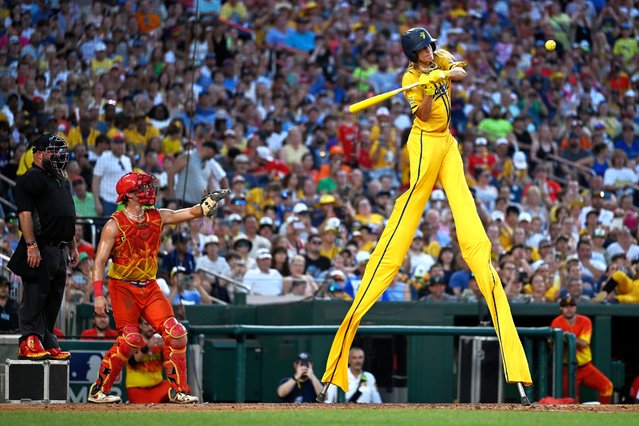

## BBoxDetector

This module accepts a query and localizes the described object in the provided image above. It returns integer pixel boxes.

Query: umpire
[8,133,78,361]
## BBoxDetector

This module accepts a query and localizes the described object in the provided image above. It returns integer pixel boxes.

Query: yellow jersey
[402,51,454,134]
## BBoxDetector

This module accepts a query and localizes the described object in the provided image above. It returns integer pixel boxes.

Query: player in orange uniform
[126,317,171,403]
[87,172,228,403]
[320,27,531,400]
[550,296,613,403]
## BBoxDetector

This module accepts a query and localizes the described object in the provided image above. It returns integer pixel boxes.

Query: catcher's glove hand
[200,188,231,217]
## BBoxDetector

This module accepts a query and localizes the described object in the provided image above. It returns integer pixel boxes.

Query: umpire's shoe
[18,335,50,360]
[88,383,121,404]
[168,388,198,404]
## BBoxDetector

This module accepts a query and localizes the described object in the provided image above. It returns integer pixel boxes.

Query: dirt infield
[2,403,639,413]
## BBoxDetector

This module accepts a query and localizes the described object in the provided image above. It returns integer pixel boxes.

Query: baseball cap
[78,252,90,263]
[228,213,243,223]
[593,227,606,238]
[355,251,371,264]
[559,296,577,307]
[496,137,509,146]
[330,270,347,281]
[203,235,219,246]
[518,212,532,223]
[324,217,340,232]
[414,229,424,239]
[296,352,311,364]
[9,35,19,45]
[234,154,250,164]
[293,203,309,214]
[256,248,272,260]
[538,239,552,249]
[513,151,528,170]
[256,146,274,162]
[490,210,505,222]
[232,175,246,184]
[376,106,390,116]
[475,137,488,146]
[319,194,336,205]
[170,266,187,278]
[259,216,274,227]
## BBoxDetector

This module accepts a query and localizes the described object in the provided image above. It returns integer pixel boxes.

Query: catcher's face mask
[133,173,157,206]
[44,135,70,171]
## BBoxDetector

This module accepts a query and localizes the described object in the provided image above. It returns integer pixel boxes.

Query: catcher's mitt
[200,188,231,217]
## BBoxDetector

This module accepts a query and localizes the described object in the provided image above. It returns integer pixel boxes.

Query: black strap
[347,375,364,403]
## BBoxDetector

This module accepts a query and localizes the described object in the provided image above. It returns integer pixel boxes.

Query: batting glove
[200,188,231,217]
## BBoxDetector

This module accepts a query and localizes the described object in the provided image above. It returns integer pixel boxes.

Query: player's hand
[27,246,41,268]
[200,188,231,217]
[68,248,79,268]
[429,70,450,84]
[94,295,108,315]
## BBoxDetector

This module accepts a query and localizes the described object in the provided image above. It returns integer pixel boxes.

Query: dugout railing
[187,324,576,403]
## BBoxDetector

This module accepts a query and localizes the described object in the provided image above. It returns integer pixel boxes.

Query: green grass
[3,409,638,426]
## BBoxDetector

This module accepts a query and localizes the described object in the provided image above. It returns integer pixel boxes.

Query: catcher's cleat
[200,188,231,217]
[46,347,71,360]
[18,335,50,360]
[168,389,198,404]
[88,383,121,404]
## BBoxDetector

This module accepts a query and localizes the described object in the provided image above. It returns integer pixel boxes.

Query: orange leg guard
[161,317,189,393]
[94,326,143,393]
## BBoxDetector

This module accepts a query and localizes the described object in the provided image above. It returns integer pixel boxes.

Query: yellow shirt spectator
[67,126,101,150]
[219,1,248,21]
[162,136,183,156]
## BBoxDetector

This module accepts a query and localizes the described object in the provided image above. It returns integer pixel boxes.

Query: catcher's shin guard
[94,326,143,393]
[162,317,189,393]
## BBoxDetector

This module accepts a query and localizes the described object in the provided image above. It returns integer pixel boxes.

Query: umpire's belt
[39,238,69,249]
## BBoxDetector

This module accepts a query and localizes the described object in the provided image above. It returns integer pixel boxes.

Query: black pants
[19,244,67,348]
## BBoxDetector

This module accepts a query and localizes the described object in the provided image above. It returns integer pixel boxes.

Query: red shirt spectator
[81,314,118,340]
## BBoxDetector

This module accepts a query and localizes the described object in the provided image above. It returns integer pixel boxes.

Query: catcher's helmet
[33,133,70,171]
[116,172,156,205]
[401,27,437,62]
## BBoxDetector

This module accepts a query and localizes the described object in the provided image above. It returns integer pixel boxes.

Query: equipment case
[4,359,69,403]
[457,336,504,403]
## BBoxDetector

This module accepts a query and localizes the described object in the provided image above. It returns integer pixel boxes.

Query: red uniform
[551,313,613,403]
[93,209,190,397]
[80,328,118,340]
[126,344,171,403]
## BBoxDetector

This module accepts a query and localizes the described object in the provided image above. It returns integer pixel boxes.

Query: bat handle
[316,383,330,403]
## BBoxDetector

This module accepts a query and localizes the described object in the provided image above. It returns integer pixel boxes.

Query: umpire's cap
[401,27,437,63]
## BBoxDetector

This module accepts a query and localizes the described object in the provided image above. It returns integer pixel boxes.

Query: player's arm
[92,219,118,315]
[159,205,204,226]
[160,189,229,225]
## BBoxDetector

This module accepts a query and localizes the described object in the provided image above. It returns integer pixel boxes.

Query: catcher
[320,27,532,400]
[88,171,228,403]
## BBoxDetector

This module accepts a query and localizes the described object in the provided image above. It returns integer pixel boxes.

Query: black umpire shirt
[14,165,76,242]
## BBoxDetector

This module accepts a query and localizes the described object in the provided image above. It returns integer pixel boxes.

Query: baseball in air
[545,40,556,51]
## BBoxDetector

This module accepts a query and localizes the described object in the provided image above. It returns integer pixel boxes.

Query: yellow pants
[322,130,532,391]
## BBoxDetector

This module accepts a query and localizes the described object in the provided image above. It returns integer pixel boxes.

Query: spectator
[163,232,196,275]
[71,176,97,218]
[304,233,331,279]
[282,255,317,297]
[276,352,323,403]
[0,276,19,333]
[92,135,132,217]
[324,347,382,403]
[164,266,212,306]
[80,313,118,340]
[550,296,613,403]
[243,248,283,296]
[421,275,457,303]
[125,317,171,404]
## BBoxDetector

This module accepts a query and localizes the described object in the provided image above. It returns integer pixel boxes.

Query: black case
[457,336,504,403]
[4,359,69,403]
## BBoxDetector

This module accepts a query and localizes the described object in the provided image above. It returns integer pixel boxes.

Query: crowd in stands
[1,0,639,332]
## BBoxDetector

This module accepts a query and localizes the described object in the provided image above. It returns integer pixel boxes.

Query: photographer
[165,266,212,305]
[276,352,323,403]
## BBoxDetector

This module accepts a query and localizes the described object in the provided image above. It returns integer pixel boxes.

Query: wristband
[27,243,38,250]
[93,280,104,297]
[26,240,37,247]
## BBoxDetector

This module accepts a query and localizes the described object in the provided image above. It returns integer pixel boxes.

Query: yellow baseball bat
[348,82,419,113]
